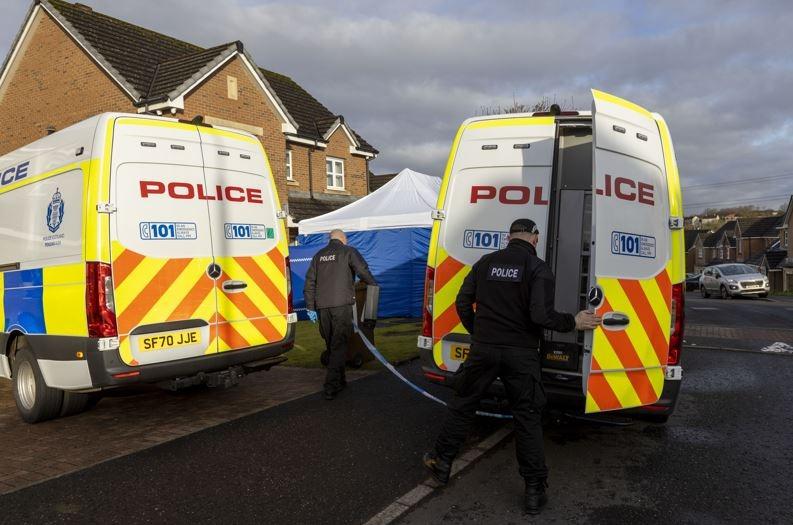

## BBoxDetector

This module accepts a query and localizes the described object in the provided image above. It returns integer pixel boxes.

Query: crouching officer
[423,218,601,515]
[304,229,378,400]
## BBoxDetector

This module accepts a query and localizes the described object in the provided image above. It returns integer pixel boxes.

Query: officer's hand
[307,310,318,323]
[575,310,602,330]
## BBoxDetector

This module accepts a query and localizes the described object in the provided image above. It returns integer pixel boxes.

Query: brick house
[0,0,377,236]
[685,229,708,273]
[701,220,737,265]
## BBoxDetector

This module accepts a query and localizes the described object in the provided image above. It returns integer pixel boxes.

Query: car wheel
[11,344,64,423]
[720,285,730,299]
[700,286,710,298]
[60,391,101,418]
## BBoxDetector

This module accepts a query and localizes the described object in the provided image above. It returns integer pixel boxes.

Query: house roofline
[0,1,38,95]
[39,0,141,100]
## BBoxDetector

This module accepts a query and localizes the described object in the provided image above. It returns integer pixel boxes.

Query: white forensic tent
[297,168,441,234]
[292,169,441,318]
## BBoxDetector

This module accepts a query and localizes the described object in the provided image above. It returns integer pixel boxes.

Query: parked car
[699,264,770,299]
[685,273,701,291]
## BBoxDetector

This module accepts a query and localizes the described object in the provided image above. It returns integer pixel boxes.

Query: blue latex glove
[307,310,318,323]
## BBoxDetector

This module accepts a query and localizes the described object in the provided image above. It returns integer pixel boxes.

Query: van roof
[0,112,258,167]
[461,111,593,127]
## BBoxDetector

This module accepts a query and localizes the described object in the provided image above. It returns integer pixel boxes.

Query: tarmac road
[0,361,498,525]
[400,347,793,524]
[685,292,793,330]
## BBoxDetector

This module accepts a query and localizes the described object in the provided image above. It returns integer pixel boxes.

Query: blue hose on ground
[352,321,513,420]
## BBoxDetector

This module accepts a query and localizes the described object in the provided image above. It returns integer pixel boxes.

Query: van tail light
[86,262,118,338]
[668,283,684,366]
[285,256,294,314]
[421,266,435,338]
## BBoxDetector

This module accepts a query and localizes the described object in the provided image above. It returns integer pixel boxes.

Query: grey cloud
[2,0,792,213]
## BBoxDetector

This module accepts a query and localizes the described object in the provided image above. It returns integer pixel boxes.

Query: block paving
[0,366,370,495]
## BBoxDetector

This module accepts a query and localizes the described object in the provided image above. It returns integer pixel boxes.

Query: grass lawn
[283,318,422,369]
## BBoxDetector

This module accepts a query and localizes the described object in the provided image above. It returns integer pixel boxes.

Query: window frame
[326,156,345,190]
[285,150,293,181]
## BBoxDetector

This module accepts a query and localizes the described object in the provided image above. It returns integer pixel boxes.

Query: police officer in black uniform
[304,229,378,400]
[423,218,601,515]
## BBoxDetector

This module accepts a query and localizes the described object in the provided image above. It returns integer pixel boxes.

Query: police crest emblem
[47,188,65,233]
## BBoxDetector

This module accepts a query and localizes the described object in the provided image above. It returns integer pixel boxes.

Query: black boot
[524,478,548,515]
[422,452,451,484]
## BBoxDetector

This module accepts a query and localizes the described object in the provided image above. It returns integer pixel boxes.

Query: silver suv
[699,264,770,299]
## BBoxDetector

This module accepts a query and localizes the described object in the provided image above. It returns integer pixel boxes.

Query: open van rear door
[585,90,672,413]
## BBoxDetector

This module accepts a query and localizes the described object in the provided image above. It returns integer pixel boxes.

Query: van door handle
[222,280,248,292]
[602,312,630,328]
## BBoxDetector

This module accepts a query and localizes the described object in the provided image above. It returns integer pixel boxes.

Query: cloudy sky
[2,0,792,214]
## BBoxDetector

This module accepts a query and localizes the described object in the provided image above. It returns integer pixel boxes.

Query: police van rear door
[432,116,556,372]
[110,118,218,367]
[197,127,289,353]
[586,90,672,413]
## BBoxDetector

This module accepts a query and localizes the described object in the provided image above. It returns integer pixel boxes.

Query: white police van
[419,90,686,420]
[0,113,295,423]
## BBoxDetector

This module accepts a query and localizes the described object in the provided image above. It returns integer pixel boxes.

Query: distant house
[734,215,784,261]
[685,229,708,273]
[0,0,378,231]
[702,220,737,265]
[368,172,399,192]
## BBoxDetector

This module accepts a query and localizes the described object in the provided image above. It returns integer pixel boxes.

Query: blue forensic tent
[294,169,440,318]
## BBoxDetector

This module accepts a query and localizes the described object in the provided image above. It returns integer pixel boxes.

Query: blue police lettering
[319,254,336,262]
[0,161,30,187]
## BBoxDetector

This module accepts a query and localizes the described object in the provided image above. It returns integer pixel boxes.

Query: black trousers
[434,342,548,480]
[318,305,353,392]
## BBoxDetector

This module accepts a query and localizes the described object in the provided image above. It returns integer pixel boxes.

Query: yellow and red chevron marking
[586,269,672,413]
[111,242,288,364]
[430,250,471,369]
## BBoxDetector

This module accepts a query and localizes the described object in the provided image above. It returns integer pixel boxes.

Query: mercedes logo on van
[588,286,604,308]
[206,263,222,280]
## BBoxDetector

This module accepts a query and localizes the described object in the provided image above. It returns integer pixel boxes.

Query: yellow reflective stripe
[137,258,209,326]
[0,272,3,332]
[42,263,87,336]
[436,124,466,210]
[433,269,466,324]
[113,256,168,316]
[218,257,281,315]
[602,369,642,408]
[655,115,686,285]
[466,116,555,130]
[115,117,196,132]
[591,326,635,371]
[585,394,601,413]
[592,89,653,119]
[640,278,671,344]
[200,126,260,145]
[86,119,114,262]
[0,160,86,196]
[599,279,661,368]
[119,338,133,364]
[432,340,444,368]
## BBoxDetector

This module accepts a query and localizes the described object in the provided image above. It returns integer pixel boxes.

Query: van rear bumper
[419,348,682,419]
[23,325,295,390]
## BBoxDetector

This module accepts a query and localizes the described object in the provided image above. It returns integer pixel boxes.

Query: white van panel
[113,163,215,259]
[204,167,280,257]
[440,122,556,264]
[0,168,83,266]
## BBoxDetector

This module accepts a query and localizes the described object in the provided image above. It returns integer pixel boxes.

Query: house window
[285,150,293,181]
[326,157,344,189]
[785,230,789,249]
[697,246,703,258]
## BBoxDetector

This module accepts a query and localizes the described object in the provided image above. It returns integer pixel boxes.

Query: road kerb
[362,425,514,525]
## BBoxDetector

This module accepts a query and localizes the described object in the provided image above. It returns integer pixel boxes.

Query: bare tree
[477,94,578,116]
